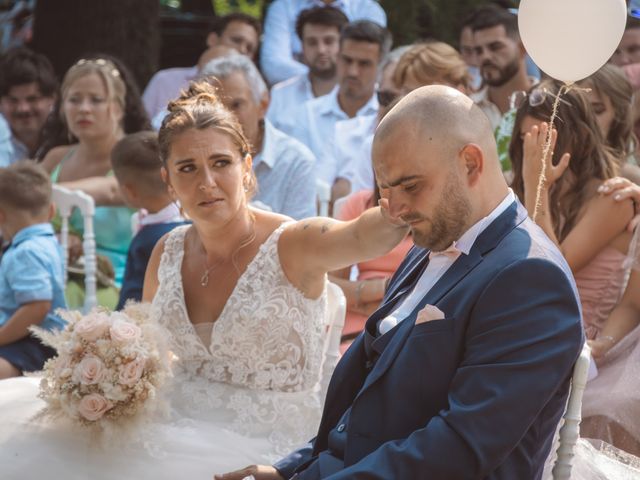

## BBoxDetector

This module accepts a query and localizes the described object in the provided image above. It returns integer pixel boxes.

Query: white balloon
[518,0,627,83]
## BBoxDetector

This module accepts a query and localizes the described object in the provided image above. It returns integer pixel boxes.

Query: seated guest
[289,20,390,186]
[0,161,65,379]
[111,131,187,310]
[610,16,640,67]
[511,80,634,318]
[579,64,640,184]
[579,176,640,456]
[260,0,387,85]
[332,45,410,201]
[510,82,638,454]
[202,54,317,219]
[0,47,58,167]
[334,42,471,202]
[267,6,348,134]
[143,13,260,119]
[470,5,535,131]
[39,55,150,301]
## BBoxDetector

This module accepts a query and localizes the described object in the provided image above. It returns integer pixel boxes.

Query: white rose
[74,313,110,341]
[73,355,105,385]
[118,358,146,386]
[77,393,112,421]
[110,320,142,344]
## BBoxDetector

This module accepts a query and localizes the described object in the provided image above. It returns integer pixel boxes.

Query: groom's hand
[214,464,284,480]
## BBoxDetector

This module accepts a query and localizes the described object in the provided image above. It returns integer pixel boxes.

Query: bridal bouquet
[31,304,170,429]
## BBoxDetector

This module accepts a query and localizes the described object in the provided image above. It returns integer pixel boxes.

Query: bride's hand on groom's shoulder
[214,464,284,480]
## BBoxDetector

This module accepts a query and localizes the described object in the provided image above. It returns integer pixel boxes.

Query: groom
[217,86,584,479]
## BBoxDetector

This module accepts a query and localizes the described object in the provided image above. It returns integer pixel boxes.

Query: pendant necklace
[199,228,257,287]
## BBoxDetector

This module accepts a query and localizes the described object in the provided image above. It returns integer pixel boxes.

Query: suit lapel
[364,247,430,334]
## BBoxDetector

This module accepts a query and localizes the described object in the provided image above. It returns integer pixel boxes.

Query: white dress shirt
[252,120,318,219]
[260,0,387,85]
[289,87,378,184]
[378,190,516,335]
[333,115,376,191]
[267,74,314,134]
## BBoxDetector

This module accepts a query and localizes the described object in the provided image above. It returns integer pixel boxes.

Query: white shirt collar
[436,189,515,256]
[137,202,184,229]
[318,86,379,118]
[253,120,278,170]
[306,0,348,9]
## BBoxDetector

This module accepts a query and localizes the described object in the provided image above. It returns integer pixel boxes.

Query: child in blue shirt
[111,132,187,310]
[0,161,66,378]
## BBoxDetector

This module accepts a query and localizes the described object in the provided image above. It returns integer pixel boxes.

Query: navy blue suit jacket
[275,201,584,479]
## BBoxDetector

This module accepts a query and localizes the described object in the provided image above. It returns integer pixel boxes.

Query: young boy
[0,161,66,379]
[111,131,187,310]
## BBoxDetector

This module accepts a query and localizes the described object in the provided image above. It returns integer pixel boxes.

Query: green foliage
[379,0,518,47]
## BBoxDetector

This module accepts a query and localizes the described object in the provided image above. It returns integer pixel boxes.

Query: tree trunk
[31,0,160,91]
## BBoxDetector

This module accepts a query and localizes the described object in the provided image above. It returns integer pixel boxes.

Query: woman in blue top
[39,55,150,291]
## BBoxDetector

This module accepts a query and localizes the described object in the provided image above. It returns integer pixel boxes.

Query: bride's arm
[141,234,169,302]
[279,201,408,297]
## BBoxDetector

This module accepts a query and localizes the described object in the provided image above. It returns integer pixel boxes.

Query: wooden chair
[51,185,98,313]
[552,342,592,479]
[316,179,331,217]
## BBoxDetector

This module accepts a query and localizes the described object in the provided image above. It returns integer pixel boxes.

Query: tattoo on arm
[321,223,331,234]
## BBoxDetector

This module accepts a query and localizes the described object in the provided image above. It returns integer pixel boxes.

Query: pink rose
[77,393,112,421]
[118,358,146,386]
[74,313,110,341]
[73,355,105,385]
[110,319,142,344]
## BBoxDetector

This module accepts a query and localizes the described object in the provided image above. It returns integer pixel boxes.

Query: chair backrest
[319,281,347,405]
[332,195,348,219]
[51,185,97,313]
[552,342,592,479]
[316,179,331,217]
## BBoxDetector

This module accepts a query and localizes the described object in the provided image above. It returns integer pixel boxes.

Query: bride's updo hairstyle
[158,80,257,198]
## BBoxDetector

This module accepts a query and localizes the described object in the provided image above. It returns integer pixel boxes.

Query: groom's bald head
[373,85,508,250]
[374,85,498,166]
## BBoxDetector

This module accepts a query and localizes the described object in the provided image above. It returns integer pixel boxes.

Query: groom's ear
[460,143,484,187]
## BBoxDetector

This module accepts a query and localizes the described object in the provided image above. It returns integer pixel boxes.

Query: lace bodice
[151,223,329,455]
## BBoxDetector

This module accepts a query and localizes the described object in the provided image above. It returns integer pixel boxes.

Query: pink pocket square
[415,305,445,325]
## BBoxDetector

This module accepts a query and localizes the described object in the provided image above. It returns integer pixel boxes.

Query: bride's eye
[178,164,195,173]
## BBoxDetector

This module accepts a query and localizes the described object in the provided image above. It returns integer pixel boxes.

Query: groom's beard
[407,172,471,252]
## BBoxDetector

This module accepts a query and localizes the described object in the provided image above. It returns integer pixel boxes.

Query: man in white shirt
[469,5,534,130]
[267,6,348,133]
[289,20,391,186]
[260,0,387,85]
[202,55,317,220]
[143,13,261,119]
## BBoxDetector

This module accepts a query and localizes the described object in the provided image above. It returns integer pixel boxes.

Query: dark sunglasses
[377,89,398,108]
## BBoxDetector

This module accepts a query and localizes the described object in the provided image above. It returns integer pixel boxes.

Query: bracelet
[600,335,616,345]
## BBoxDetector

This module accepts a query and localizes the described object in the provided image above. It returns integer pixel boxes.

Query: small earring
[243,184,249,193]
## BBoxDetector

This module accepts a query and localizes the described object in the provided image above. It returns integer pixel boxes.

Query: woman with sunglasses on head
[510,80,640,458]
[38,55,151,305]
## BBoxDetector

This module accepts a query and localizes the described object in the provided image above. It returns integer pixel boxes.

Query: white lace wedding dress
[0,223,332,479]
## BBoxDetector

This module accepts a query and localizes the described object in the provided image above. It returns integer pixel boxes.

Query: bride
[0,81,409,479]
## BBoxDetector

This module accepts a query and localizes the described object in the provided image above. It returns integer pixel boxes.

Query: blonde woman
[39,55,150,290]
